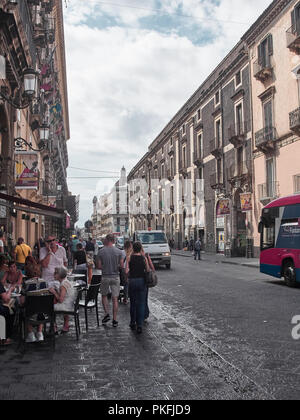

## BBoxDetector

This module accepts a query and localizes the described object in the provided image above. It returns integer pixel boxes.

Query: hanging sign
[217,199,230,217]
[15,152,39,190]
[240,193,252,212]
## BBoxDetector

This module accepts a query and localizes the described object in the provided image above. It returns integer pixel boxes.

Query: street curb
[221,260,259,269]
[172,252,259,269]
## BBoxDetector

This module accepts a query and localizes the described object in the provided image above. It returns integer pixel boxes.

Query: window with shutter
[294,175,300,193]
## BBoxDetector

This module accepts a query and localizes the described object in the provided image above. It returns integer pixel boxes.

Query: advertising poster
[217,199,230,217]
[240,193,252,212]
[15,152,39,190]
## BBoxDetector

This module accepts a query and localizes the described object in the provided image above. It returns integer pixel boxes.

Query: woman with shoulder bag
[141,247,155,322]
[125,242,150,334]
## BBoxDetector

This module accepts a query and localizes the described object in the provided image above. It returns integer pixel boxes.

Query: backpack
[195,240,201,251]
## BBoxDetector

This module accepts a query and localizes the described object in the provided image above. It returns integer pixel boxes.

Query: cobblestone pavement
[0,295,269,400]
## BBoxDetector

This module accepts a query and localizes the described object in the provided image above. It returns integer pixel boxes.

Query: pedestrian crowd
[0,231,157,346]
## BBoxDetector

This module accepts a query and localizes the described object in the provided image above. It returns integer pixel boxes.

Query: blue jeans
[129,277,147,327]
[194,250,201,260]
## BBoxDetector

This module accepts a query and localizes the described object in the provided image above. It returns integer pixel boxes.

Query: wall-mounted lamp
[0,68,39,109]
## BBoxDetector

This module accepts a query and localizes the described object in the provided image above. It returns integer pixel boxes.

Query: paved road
[0,256,299,400]
[151,256,300,400]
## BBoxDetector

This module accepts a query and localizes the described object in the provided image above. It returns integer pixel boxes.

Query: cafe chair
[20,295,55,351]
[54,289,82,340]
[0,315,6,341]
[79,283,101,332]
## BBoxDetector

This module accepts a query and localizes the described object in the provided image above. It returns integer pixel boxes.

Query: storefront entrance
[233,191,247,257]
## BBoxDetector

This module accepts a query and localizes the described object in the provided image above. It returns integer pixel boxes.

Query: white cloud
[64,0,273,225]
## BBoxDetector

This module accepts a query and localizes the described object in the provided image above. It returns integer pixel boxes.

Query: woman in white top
[49,266,76,334]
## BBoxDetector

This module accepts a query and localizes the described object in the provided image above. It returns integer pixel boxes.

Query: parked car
[133,230,171,269]
[116,237,125,250]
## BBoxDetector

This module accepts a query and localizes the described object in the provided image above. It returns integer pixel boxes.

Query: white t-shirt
[54,279,76,312]
[40,246,68,288]
[0,240,3,249]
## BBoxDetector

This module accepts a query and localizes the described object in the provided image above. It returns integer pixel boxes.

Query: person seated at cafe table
[22,257,47,344]
[49,266,76,334]
[0,255,8,284]
[0,281,15,345]
[2,262,23,288]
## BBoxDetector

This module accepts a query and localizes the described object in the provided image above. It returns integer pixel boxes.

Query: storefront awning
[0,192,65,219]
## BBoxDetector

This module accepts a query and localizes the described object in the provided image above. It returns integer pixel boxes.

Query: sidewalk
[172,250,260,269]
[0,295,266,400]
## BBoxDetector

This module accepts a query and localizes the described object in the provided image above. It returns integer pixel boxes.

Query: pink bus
[259,194,300,287]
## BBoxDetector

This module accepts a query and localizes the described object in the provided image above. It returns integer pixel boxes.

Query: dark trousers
[0,305,14,338]
[129,278,147,327]
[194,250,201,260]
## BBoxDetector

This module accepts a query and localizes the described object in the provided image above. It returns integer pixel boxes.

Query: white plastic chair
[0,315,6,340]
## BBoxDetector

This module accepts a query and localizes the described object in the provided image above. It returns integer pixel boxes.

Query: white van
[133,230,171,269]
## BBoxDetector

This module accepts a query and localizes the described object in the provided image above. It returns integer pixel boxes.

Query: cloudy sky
[63,0,273,226]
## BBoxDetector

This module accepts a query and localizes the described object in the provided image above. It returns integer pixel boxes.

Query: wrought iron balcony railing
[18,0,37,65]
[255,126,276,151]
[210,138,222,158]
[258,181,279,204]
[253,57,273,82]
[289,107,300,135]
[228,121,249,147]
[286,24,300,53]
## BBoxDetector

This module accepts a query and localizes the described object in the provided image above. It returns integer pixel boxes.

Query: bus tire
[283,261,297,288]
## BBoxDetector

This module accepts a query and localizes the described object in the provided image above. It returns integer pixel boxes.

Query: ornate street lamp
[0,68,39,109]
[14,122,50,152]
[39,123,50,142]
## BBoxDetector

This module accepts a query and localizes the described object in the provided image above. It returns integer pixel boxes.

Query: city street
[1,255,300,400]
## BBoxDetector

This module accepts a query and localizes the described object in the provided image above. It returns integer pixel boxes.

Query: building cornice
[242,0,292,46]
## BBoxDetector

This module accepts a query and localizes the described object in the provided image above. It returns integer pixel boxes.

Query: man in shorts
[97,234,123,327]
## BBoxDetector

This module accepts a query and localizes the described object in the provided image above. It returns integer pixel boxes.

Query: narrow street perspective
[1,0,300,405]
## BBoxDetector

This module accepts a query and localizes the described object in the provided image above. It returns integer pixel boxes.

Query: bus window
[261,222,275,250]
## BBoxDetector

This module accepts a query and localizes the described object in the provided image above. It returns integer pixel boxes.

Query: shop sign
[216,217,225,229]
[217,199,230,217]
[240,193,252,212]
[15,152,39,190]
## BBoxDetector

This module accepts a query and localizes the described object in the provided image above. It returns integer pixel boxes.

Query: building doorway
[233,190,247,257]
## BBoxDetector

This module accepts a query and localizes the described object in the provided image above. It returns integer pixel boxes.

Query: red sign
[217,199,230,217]
[240,193,252,212]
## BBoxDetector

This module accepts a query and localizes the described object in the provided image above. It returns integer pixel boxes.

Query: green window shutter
[267,34,273,56]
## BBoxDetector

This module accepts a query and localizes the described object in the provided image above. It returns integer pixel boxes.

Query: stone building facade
[0,0,73,250]
[128,0,300,257]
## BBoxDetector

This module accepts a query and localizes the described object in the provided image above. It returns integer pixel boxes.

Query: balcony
[289,107,300,135]
[179,162,188,177]
[18,0,37,65]
[255,126,277,152]
[258,182,279,206]
[210,138,222,158]
[194,119,203,132]
[286,24,300,54]
[228,121,249,148]
[167,169,174,181]
[253,58,273,83]
[227,161,251,188]
[193,151,204,168]
[210,172,224,191]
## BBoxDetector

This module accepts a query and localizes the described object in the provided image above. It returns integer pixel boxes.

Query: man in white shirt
[40,235,68,288]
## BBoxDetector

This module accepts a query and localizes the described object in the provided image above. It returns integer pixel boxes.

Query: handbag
[119,268,127,286]
[145,270,158,288]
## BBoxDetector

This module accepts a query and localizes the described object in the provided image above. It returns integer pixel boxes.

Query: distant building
[97,167,129,237]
